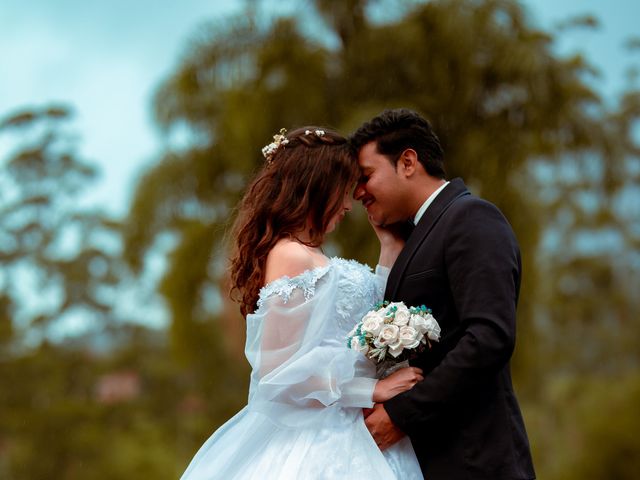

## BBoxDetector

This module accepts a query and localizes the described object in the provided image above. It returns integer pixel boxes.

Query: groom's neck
[407,177,447,218]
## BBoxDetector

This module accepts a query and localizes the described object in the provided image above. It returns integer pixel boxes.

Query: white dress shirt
[413,181,450,225]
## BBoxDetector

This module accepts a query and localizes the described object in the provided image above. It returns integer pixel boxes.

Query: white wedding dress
[180,257,423,479]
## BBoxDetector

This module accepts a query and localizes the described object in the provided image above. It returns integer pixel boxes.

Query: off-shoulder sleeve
[244,266,377,427]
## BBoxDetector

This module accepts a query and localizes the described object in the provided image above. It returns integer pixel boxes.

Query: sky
[1,0,639,218]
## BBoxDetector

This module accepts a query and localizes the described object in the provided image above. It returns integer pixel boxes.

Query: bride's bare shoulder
[264,239,321,285]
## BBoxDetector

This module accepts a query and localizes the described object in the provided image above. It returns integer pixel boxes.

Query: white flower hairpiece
[305,129,325,137]
[262,128,289,163]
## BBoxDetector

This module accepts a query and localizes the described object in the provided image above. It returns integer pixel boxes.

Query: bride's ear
[398,149,419,178]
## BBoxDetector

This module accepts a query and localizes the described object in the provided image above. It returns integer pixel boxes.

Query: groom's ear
[398,148,419,178]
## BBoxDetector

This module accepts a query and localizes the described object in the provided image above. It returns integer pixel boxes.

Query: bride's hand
[369,217,403,245]
[370,217,405,267]
[372,367,424,403]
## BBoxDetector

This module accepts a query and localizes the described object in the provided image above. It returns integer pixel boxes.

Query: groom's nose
[353,183,366,201]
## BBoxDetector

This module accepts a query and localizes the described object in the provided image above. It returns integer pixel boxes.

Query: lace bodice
[256,257,385,334]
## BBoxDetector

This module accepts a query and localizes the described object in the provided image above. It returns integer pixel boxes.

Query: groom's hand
[364,403,405,450]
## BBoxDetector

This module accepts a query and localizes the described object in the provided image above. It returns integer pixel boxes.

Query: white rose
[387,327,406,358]
[350,336,369,354]
[409,314,428,334]
[389,332,403,353]
[361,311,385,336]
[374,324,399,348]
[398,325,421,349]
[392,307,411,326]
[424,314,441,341]
[388,342,404,358]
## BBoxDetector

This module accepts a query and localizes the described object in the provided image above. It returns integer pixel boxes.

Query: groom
[351,109,535,480]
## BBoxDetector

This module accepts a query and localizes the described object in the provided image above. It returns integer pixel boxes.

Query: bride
[180,127,424,479]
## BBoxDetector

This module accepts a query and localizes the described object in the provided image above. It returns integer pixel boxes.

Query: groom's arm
[383,198,521,438]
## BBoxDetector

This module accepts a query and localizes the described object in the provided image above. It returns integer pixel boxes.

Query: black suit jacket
[384,179,535,480]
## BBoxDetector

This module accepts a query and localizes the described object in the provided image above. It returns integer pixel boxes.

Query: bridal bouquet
[347,301,440,375]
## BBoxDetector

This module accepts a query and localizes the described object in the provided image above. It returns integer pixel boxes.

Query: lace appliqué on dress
[331,258,377,328]
[256,265,331,309]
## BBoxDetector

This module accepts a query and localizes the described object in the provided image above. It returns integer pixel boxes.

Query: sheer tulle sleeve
[374,264,391,301]
[244,266,377,428]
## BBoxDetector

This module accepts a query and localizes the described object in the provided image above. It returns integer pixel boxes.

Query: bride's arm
[251,245,379,410]
[372,367,424,403]
[369,220,404,302]
[257,242,318,377]
[254,288,378,409]
[372,221,405,268]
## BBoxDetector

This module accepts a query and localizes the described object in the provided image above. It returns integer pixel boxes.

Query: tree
[0,107,187,479]
[0,106,122,349]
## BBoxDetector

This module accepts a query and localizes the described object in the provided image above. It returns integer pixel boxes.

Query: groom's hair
[349,108,445,179]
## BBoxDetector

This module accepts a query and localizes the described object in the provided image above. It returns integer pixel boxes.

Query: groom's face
[354,141,409,226]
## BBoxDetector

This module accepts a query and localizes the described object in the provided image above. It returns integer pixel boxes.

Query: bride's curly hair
[230,127,359,317]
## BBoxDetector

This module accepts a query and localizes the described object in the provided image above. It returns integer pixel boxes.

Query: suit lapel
[385,178,470,299]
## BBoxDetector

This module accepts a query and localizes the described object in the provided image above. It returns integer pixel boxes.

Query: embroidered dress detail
[332,258,376,329]
[257,264,331,309]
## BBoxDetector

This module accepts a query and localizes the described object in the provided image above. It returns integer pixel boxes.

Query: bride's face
[325,187,353,234]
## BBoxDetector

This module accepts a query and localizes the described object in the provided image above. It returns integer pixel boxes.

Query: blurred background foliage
[1,0,638,478]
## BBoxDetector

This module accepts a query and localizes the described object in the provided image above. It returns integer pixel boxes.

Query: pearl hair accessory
[305,129,325,136]
[262,128,326,164]
[262,128,289,163]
